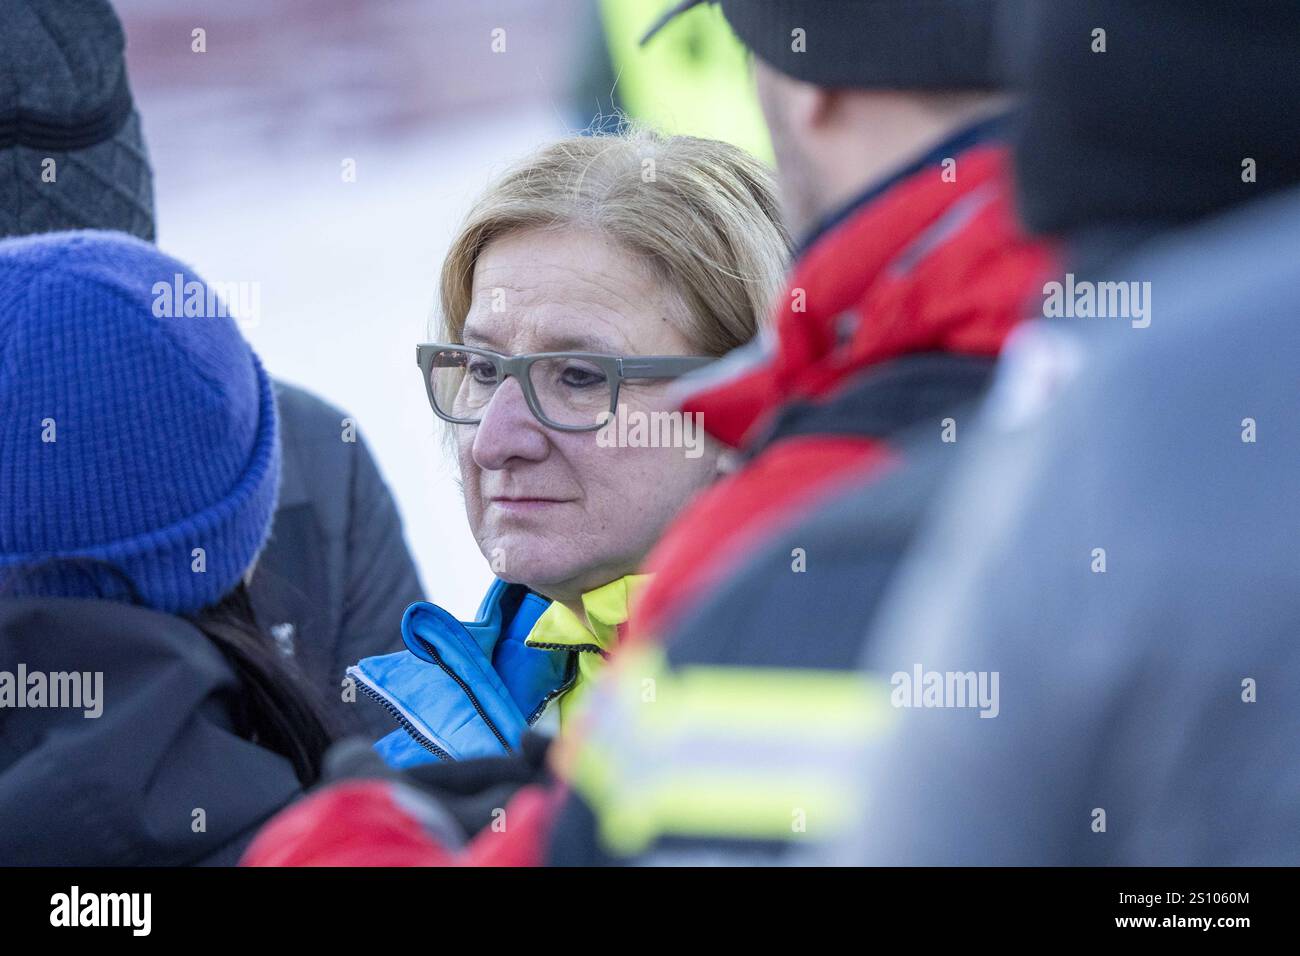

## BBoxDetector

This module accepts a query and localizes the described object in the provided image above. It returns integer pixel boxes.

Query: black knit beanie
[1009,0,1300,236]
[643,0,1008,90]
[0,0,155,241]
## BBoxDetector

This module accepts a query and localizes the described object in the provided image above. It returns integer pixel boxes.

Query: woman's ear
[801,84,838,132]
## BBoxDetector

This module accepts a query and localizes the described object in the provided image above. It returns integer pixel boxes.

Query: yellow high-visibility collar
[524,574,651,653]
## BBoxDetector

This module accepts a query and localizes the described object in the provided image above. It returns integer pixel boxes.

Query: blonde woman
[351,128,790,767]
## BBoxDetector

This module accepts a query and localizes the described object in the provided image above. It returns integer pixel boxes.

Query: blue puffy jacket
[348,580,574,767]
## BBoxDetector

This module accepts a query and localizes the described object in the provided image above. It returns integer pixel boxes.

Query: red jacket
[243,780,562,867]
[634,142,1053,641]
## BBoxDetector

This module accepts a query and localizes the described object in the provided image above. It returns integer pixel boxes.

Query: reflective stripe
[885,183,999,279]
[565,647,893,856]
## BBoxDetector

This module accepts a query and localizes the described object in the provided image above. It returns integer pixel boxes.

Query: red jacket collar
[682,143,1054,448]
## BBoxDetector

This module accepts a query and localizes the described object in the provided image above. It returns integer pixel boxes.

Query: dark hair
[1,559,337,787]
[186,582,337,787]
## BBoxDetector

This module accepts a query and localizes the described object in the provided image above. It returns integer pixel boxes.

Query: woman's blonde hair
[436,125,792,357]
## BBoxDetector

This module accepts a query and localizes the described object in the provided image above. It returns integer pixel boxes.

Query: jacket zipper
[354,680,453,761]
[526,651,581,725]
[526,642,610,659]
[412,635,515,756]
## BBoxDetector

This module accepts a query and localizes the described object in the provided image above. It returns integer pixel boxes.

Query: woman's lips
[489,496,571,512]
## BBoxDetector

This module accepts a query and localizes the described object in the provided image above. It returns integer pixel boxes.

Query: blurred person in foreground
[245,0,1057,866]
[0,0,423,736]
[835,0,1300,864]
[0,232,335,865]
[543,0,1056,864]
[242,128,791,864]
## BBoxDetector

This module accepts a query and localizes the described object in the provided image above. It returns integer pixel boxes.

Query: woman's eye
[467,360,498,384]
[560,364,606,389]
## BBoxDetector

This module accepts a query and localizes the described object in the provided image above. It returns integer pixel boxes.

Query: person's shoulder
[269,380,368,516]
[1000,185,1300,444]
[663,441,949,672]
[274,380,353,444]
[1113,184,1300,369]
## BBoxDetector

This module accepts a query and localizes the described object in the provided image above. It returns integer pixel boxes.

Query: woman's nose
[470,375,550,469]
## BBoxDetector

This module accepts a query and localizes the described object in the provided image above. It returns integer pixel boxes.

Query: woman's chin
[480,545,575,591]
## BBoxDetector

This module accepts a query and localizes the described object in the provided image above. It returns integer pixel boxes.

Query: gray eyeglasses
[417,343,715,432]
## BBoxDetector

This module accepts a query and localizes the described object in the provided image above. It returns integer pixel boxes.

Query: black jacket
[0,598,303,865]
[251,384,424,736]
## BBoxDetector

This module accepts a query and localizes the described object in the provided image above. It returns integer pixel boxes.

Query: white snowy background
[119,0,595,616]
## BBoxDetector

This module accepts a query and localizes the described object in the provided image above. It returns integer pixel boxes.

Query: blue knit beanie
[0,230,280,614]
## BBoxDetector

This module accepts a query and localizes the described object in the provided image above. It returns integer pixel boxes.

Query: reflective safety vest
[599,0,774,164]
[556,643,895,857]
